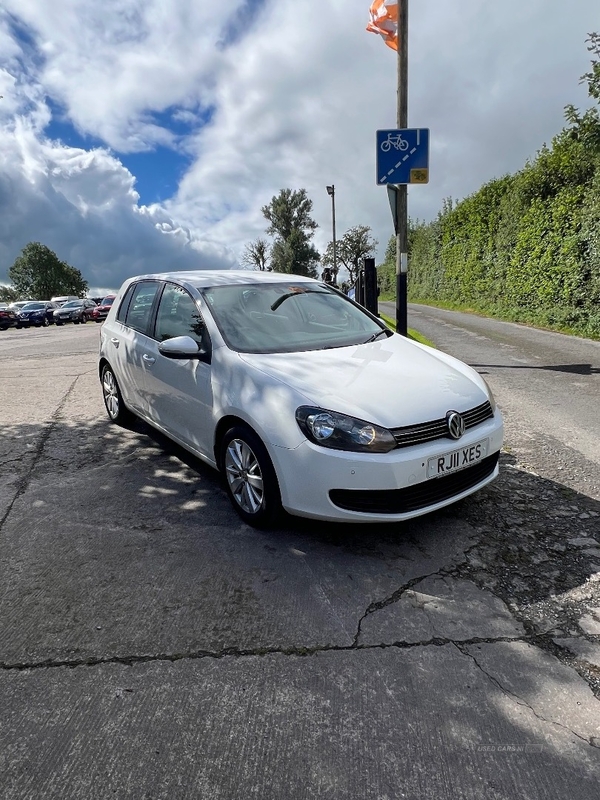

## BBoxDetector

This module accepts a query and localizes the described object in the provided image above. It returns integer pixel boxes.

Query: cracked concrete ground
[0,322,599,799]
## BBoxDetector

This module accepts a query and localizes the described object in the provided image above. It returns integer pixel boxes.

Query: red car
[92,295,116,323]
[0,305,19,330]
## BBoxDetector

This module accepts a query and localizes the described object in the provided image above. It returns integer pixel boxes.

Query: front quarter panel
[212,349,308,451]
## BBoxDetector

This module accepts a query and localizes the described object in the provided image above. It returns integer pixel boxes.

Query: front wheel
[221,425,282,528]
[42,317,49,327]
[101,364,133,425]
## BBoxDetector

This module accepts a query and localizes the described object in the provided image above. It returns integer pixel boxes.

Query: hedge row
[377,54,600,339]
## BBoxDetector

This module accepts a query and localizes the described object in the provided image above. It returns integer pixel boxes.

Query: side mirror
[158,335,211,363]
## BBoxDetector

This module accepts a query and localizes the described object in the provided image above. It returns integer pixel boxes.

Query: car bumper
[269,411,504,522]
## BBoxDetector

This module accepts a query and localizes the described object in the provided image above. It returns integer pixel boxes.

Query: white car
[99,271,503,527]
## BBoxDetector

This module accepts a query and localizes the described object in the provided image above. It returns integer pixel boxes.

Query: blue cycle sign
[376,128,430,185]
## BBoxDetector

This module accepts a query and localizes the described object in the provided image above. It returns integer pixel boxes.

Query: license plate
[427,438,489,478]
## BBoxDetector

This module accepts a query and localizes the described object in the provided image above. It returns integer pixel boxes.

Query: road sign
[376,128,430,185]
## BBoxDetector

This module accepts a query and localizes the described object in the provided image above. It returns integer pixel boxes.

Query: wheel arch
[214,414,252,471]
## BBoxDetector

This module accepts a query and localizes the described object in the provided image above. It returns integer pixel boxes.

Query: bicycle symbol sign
[380,133,409,152]
[376,128,430,185]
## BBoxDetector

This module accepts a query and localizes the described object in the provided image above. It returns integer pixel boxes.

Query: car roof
[123,270,319,289]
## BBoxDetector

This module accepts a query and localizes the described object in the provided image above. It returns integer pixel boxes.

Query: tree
[321,225,378,285]
[563,33,600,152]
[8,242,88,299]
[241,238,271,271]
[261,189,320,277]
[0,285,20,302]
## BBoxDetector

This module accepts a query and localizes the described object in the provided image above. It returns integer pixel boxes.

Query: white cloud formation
[0,0,597,291]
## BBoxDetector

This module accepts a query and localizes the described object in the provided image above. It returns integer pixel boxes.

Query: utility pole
[395,0,408,336]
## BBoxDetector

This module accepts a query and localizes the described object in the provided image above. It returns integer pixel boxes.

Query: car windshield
[61,301,82,308]
[102,296,115,306]
[21,302,45,310]
[200,282,387,354]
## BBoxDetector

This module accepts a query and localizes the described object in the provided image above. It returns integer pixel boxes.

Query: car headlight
[296,406,397,453]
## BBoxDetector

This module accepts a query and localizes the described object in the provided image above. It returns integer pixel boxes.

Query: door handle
[110,337,120,348]
[143,354,156,365]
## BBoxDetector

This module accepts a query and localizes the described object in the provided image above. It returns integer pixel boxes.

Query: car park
[16,301,59,328]
[53,299,97,325]
[92,294,116,322]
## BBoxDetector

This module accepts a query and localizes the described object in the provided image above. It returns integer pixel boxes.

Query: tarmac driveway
[0,321,599,799]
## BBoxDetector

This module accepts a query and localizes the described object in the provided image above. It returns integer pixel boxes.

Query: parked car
[50,295,80,307]
[0,305,19,330]
[99,271,504,528]
[92,294,116,322]
[8,300,35,314]
[16,301,59,328]
[53,299,97,325]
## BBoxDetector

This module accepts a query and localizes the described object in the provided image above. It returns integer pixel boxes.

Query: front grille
[329,452,499,514]
[390,401,493,448]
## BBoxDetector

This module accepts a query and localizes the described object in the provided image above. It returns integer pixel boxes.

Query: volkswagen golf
[99,271,503,528]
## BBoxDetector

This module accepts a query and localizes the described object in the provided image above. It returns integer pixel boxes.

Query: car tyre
[42,317,49,327]
[101,364,134,426]
[221,425,282,529]
[55,321,63,326]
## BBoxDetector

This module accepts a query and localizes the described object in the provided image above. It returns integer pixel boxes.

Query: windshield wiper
[363,329,390,344]
[270,289,329,312]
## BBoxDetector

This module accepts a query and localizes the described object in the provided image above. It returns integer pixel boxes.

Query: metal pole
[395,0,408,336]
[326,185,338,284]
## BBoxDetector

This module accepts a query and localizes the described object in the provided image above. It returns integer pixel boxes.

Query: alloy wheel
[102,368,120,419]
[224,438,264,514]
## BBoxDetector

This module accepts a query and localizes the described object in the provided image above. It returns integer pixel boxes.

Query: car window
[200,282,383,354]
[123,281,160,335]
[155,284,208,346]
[116,285,135,322]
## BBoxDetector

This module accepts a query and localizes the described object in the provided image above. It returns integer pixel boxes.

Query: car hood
[238,336,488,428]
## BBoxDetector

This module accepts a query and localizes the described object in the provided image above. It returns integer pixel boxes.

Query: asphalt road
[1,318,599,799]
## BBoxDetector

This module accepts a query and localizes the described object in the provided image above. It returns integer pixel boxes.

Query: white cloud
[0,0,597,291]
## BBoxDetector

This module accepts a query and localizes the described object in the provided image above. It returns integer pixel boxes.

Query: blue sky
[0,0,598,293]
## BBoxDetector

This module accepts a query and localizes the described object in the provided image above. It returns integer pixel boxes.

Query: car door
[141,283,215,460]
[106,280,161,417]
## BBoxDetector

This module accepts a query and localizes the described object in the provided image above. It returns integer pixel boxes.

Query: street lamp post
[326,185,337,284]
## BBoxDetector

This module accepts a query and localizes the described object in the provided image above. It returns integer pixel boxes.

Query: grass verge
[379,313,434,347]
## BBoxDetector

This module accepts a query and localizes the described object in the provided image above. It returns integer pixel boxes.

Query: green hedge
[377,116,600,338]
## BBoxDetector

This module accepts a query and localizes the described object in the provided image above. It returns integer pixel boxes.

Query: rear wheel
[221,425,282,528]
[101,364,133,425]
[42,317,49,327]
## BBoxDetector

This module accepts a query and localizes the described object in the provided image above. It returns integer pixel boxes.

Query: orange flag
[366,0,398,51]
